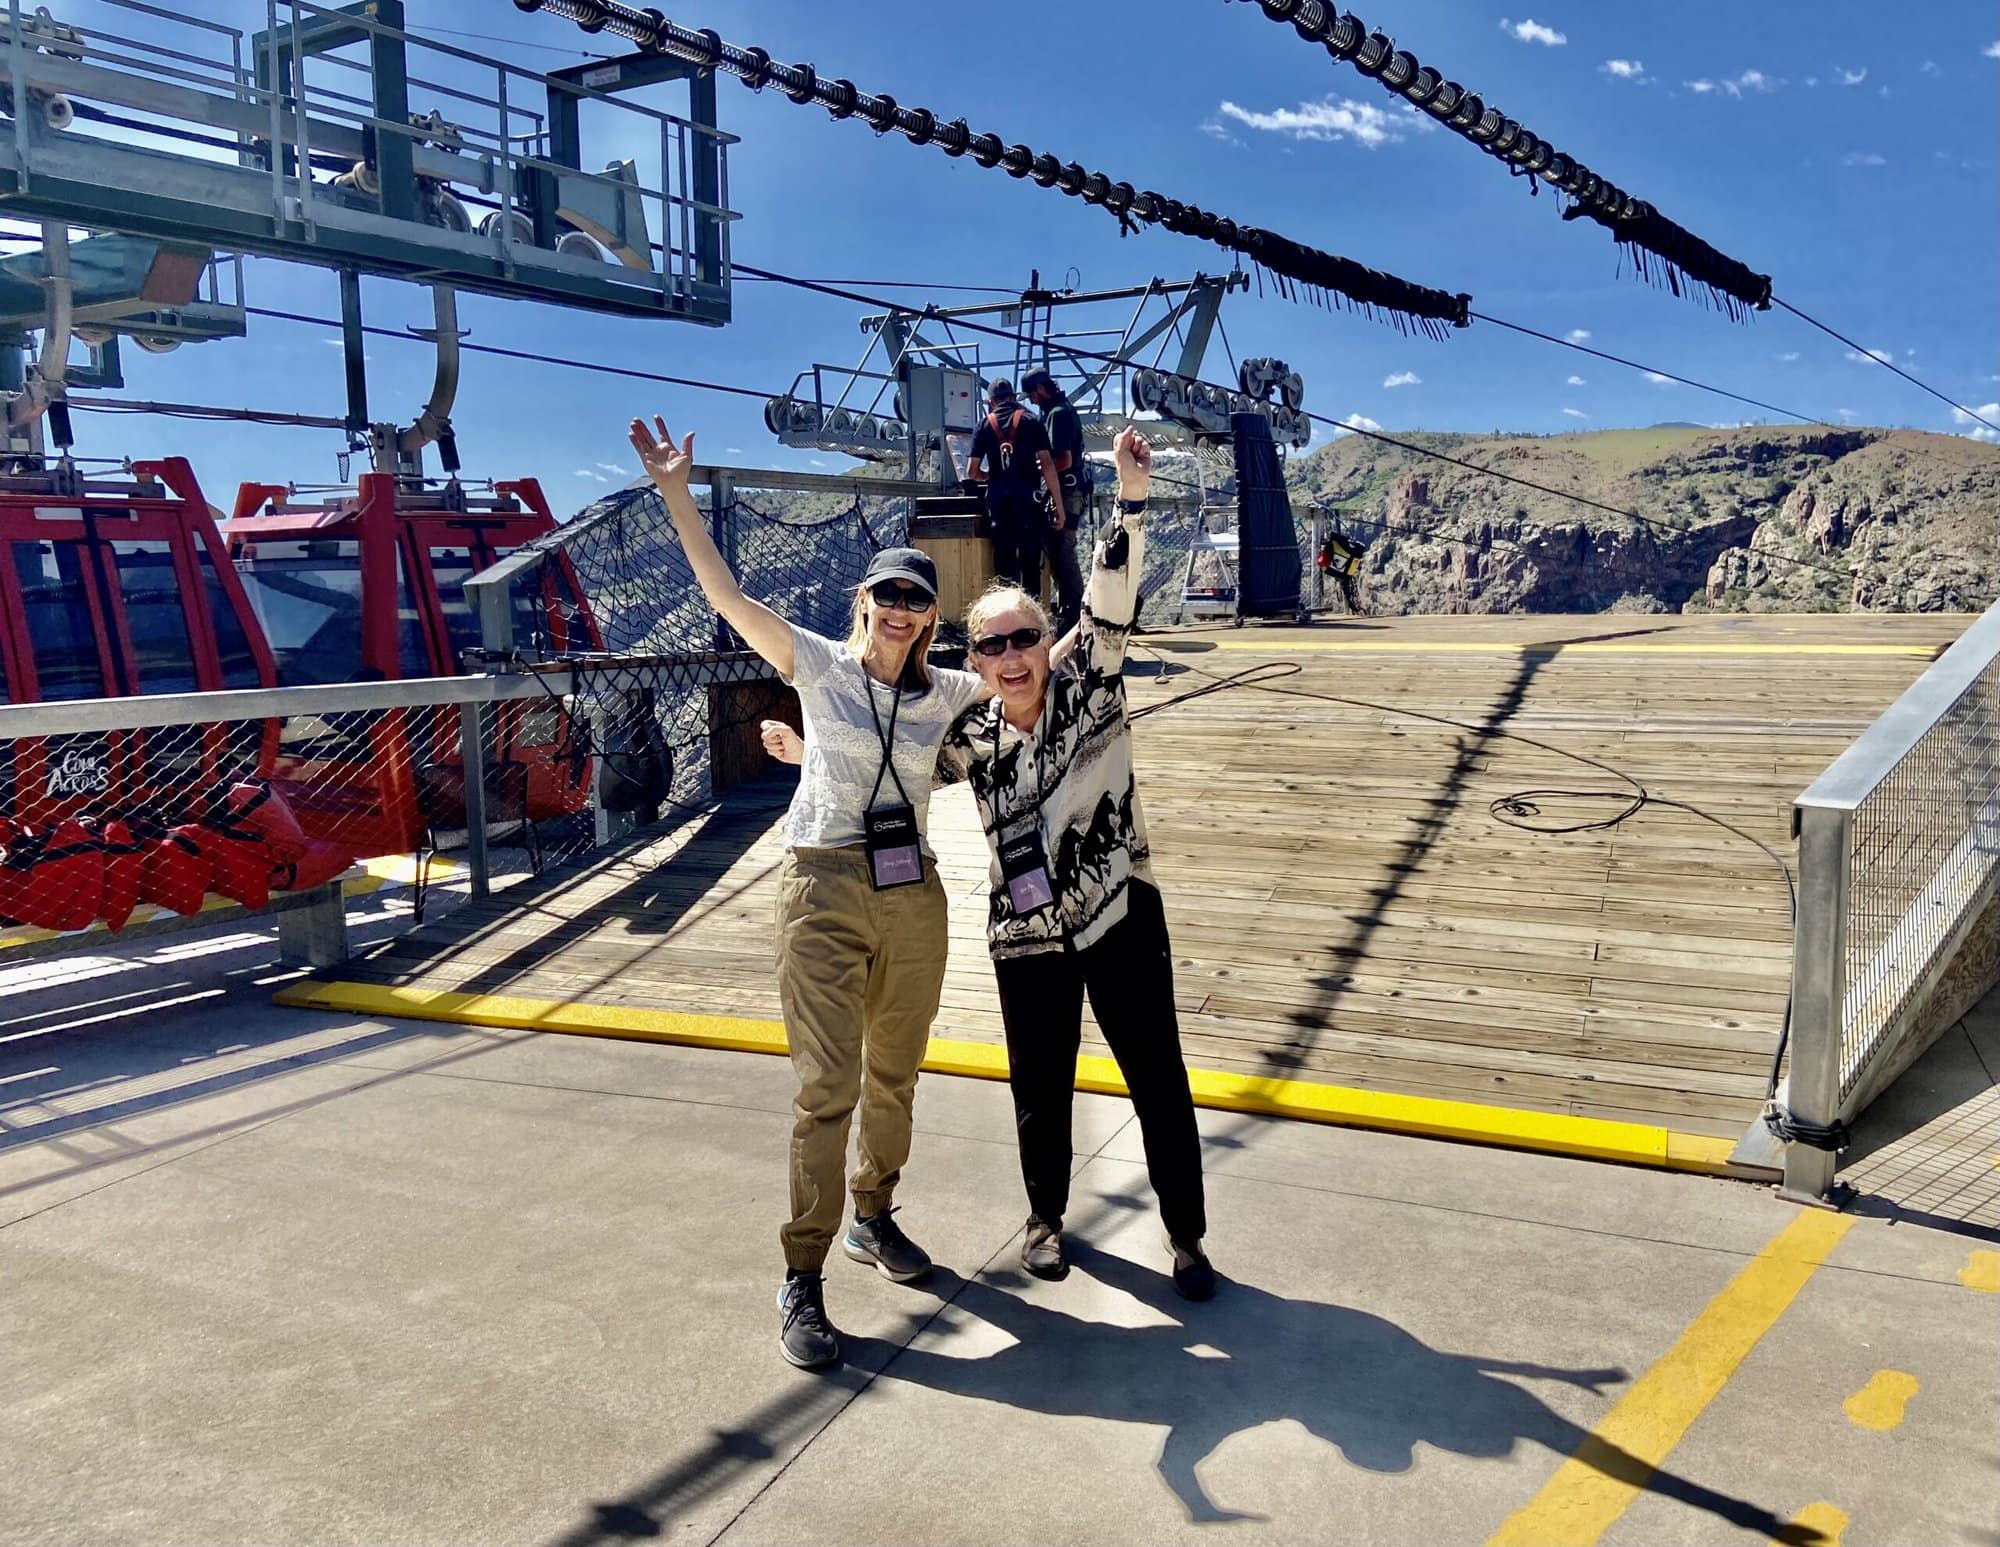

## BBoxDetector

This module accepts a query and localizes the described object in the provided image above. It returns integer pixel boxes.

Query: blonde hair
[964,581,1051,641]
[846,583,937,688]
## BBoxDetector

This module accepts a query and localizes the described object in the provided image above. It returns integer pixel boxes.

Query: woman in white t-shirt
[630,417,989,1373]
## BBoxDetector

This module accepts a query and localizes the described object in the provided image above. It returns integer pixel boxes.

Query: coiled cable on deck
[1127,646,1803,1108]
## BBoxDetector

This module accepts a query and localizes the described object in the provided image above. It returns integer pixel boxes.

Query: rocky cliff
[1281,424,2000,614]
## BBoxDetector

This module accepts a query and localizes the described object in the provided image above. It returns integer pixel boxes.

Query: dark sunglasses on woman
[870,580,936,612]
[971,626,1046,658]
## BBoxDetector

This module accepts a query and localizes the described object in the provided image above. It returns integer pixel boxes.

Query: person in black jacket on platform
[967,378,1066,595]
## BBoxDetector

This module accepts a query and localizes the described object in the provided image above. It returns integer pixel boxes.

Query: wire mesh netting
[0,696,578,936]
[485,481,911,867]
[1838,655,2000,1104]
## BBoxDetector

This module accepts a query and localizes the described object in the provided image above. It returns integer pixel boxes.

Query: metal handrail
[0,654,768,736]
[1780,600,2000,1199]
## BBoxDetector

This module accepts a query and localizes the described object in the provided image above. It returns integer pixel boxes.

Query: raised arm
[629,416,794,678]
[1077,427,1152,676]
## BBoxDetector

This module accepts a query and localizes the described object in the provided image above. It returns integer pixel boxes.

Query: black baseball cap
[986,378,1016,403]
[862,546,939,598]
[1021,368,1057,396]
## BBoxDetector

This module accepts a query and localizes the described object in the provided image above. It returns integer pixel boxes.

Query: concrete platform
[3,921,1996,1546]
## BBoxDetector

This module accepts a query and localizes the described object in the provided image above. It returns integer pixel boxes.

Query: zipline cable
[1224,0,1771,317]
[733,261,1855,582]
[509,0,1472,335]
[1775,298,2000,437]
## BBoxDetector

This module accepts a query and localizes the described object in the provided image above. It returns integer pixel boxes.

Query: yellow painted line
[1841,1370,1918,1432]
[1958,1249,2000,1294]
[1772,1503,1847,1547]
[1486,1208,1855,1547]
[1205,640,1941,658]
[270,980,1751,1178]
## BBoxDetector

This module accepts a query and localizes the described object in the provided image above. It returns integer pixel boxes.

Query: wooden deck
[320,612,1970,1142]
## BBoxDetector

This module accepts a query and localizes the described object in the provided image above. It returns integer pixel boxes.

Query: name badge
[999,827,1055,916]
[864,802,924,891]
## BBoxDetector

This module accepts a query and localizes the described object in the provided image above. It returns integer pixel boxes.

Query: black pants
[988,497,1043,596]
[1047,497,1086,638]
[991,881,1207,1245]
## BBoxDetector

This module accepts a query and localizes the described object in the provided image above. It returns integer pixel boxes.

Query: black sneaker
[1169,1237,1217,1302]
[1021,1218,1068,1281]
[841,1207,933,1283]
[776,1272,840,1369]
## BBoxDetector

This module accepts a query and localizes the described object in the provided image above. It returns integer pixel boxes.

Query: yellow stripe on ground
[1204,640,1941,658]
[1773,1504,1848,1547]
[270,980,1749,1178]
[1957,1249,1999,1293]
[1485,1207,1854,1547]
[1842,1370,1918,1431]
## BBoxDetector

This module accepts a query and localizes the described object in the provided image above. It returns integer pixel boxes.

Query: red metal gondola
[226,472,598,857]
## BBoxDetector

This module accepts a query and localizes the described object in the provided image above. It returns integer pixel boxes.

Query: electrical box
[905,365,981,437]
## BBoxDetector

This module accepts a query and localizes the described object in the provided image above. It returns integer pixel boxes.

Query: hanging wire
[509,0,1472,332]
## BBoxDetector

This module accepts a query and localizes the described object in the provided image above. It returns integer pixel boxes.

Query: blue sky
[45,0,2000,508]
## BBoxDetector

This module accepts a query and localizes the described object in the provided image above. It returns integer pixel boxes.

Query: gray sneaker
[841,1207,933,1283]
[776,1273,840,1370]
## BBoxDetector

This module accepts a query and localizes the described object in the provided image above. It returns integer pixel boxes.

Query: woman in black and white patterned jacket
[771,428,1213,1299]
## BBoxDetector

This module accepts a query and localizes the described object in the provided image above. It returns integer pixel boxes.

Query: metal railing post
[1781,801,1850,1201]
[457,700,490,898]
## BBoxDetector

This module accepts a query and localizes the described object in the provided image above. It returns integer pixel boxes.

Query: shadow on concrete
[1840,1011,2000,1241]
[843,1243,1827,1542]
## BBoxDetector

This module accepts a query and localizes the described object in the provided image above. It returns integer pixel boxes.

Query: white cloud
[1836,67,1867,86]
[1383,371,1422,388]
[1217,95,1433,149]
[1601,58,1646,80]
[1777,352,1800,362]
[1804,76,1819,88]
[1566,328,1591,343]
[1330,412,1382,438]
[574,468,608,482]
[1562,408,1589,419]
[1952,403,2000,443]
[1685,69,1782,98]
[1566,374,1587,385]
[1986,41,2000,59]
[1836,408,1857,423]
[1198,119,1244,146]
[1920,59,1940,75]
[596,461,630,476]
[1845,347,1893,364]
[1501,18,1566,46]
[725,446,744,453]
[1644,372,1673,385]
[1841,152,1887,167]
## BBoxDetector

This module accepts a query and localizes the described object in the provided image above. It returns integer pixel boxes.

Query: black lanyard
[864,666,915,810]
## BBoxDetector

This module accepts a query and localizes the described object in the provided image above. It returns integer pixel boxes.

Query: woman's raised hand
[1112,426,1152,499]
[761,719,804,765]
[628,415,696,497]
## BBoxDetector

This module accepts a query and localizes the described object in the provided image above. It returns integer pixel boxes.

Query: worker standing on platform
[770,429,1214,1300]
[1023,367,1088,639]
[629,414,994,1374]
[967,378,1065,598]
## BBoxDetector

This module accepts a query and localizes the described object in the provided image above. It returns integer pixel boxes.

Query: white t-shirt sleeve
[937,666,992,721]
[784,624,842,690]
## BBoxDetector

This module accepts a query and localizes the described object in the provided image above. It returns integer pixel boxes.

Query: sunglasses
[869,581,935,612]
[971,627,1046,658]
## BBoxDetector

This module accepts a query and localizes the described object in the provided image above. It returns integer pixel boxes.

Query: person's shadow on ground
[848,1240,1827,1541]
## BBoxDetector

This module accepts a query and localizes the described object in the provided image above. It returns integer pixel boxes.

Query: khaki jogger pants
[775,845,949,1271]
